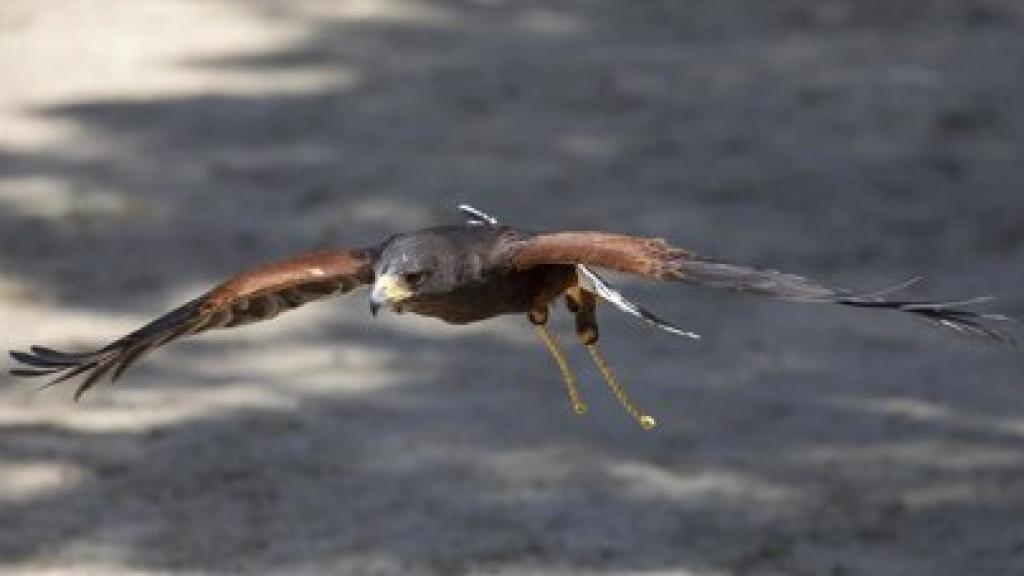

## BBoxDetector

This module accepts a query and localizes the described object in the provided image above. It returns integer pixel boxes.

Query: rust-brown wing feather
[505,231,1014,343]
[10,247,378,399]
[507,232,697,282]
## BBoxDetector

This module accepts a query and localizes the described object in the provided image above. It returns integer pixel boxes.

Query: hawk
[9,205,1012,429]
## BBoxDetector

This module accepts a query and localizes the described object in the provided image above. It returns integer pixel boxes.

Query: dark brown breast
[401,264,576,324]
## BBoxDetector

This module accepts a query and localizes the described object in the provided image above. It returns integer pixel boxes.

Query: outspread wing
[10,247,378,399]
[457,206,703,340]
[506,231,1014,344]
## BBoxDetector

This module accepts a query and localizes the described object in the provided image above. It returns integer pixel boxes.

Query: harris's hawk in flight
[9,205,1013,428]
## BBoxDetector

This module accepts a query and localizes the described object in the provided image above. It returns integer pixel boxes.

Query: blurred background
[1,1,1023,574]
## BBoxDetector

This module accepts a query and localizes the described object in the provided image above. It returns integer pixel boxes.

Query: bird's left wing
[504,231,1014,343]
[10,247,377,399]
[458,204,700,339]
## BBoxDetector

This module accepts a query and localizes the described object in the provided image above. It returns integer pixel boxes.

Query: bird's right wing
[10,247,378,399]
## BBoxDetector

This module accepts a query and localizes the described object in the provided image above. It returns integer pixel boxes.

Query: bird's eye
[402,271,427,286]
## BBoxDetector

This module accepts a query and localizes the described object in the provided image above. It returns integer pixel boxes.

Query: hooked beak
[369,273,413,317]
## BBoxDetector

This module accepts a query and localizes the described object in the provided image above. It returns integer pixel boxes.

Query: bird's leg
[566,288,658,430]
[528,307,588,416]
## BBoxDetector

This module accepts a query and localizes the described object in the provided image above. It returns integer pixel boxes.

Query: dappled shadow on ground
[2,0,1023,574]
[3,324,1024,575]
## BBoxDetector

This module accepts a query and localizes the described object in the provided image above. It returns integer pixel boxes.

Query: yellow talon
[586,343,657,431]
[535,320,655,429]
[535,323,587,417]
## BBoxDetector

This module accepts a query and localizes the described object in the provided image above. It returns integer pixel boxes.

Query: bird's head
[370,233,453,316]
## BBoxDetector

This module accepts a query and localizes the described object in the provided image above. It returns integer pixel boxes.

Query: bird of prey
[9,205,1013,429]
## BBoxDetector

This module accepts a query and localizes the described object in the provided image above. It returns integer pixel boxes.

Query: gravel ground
[1,1,1023,574]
